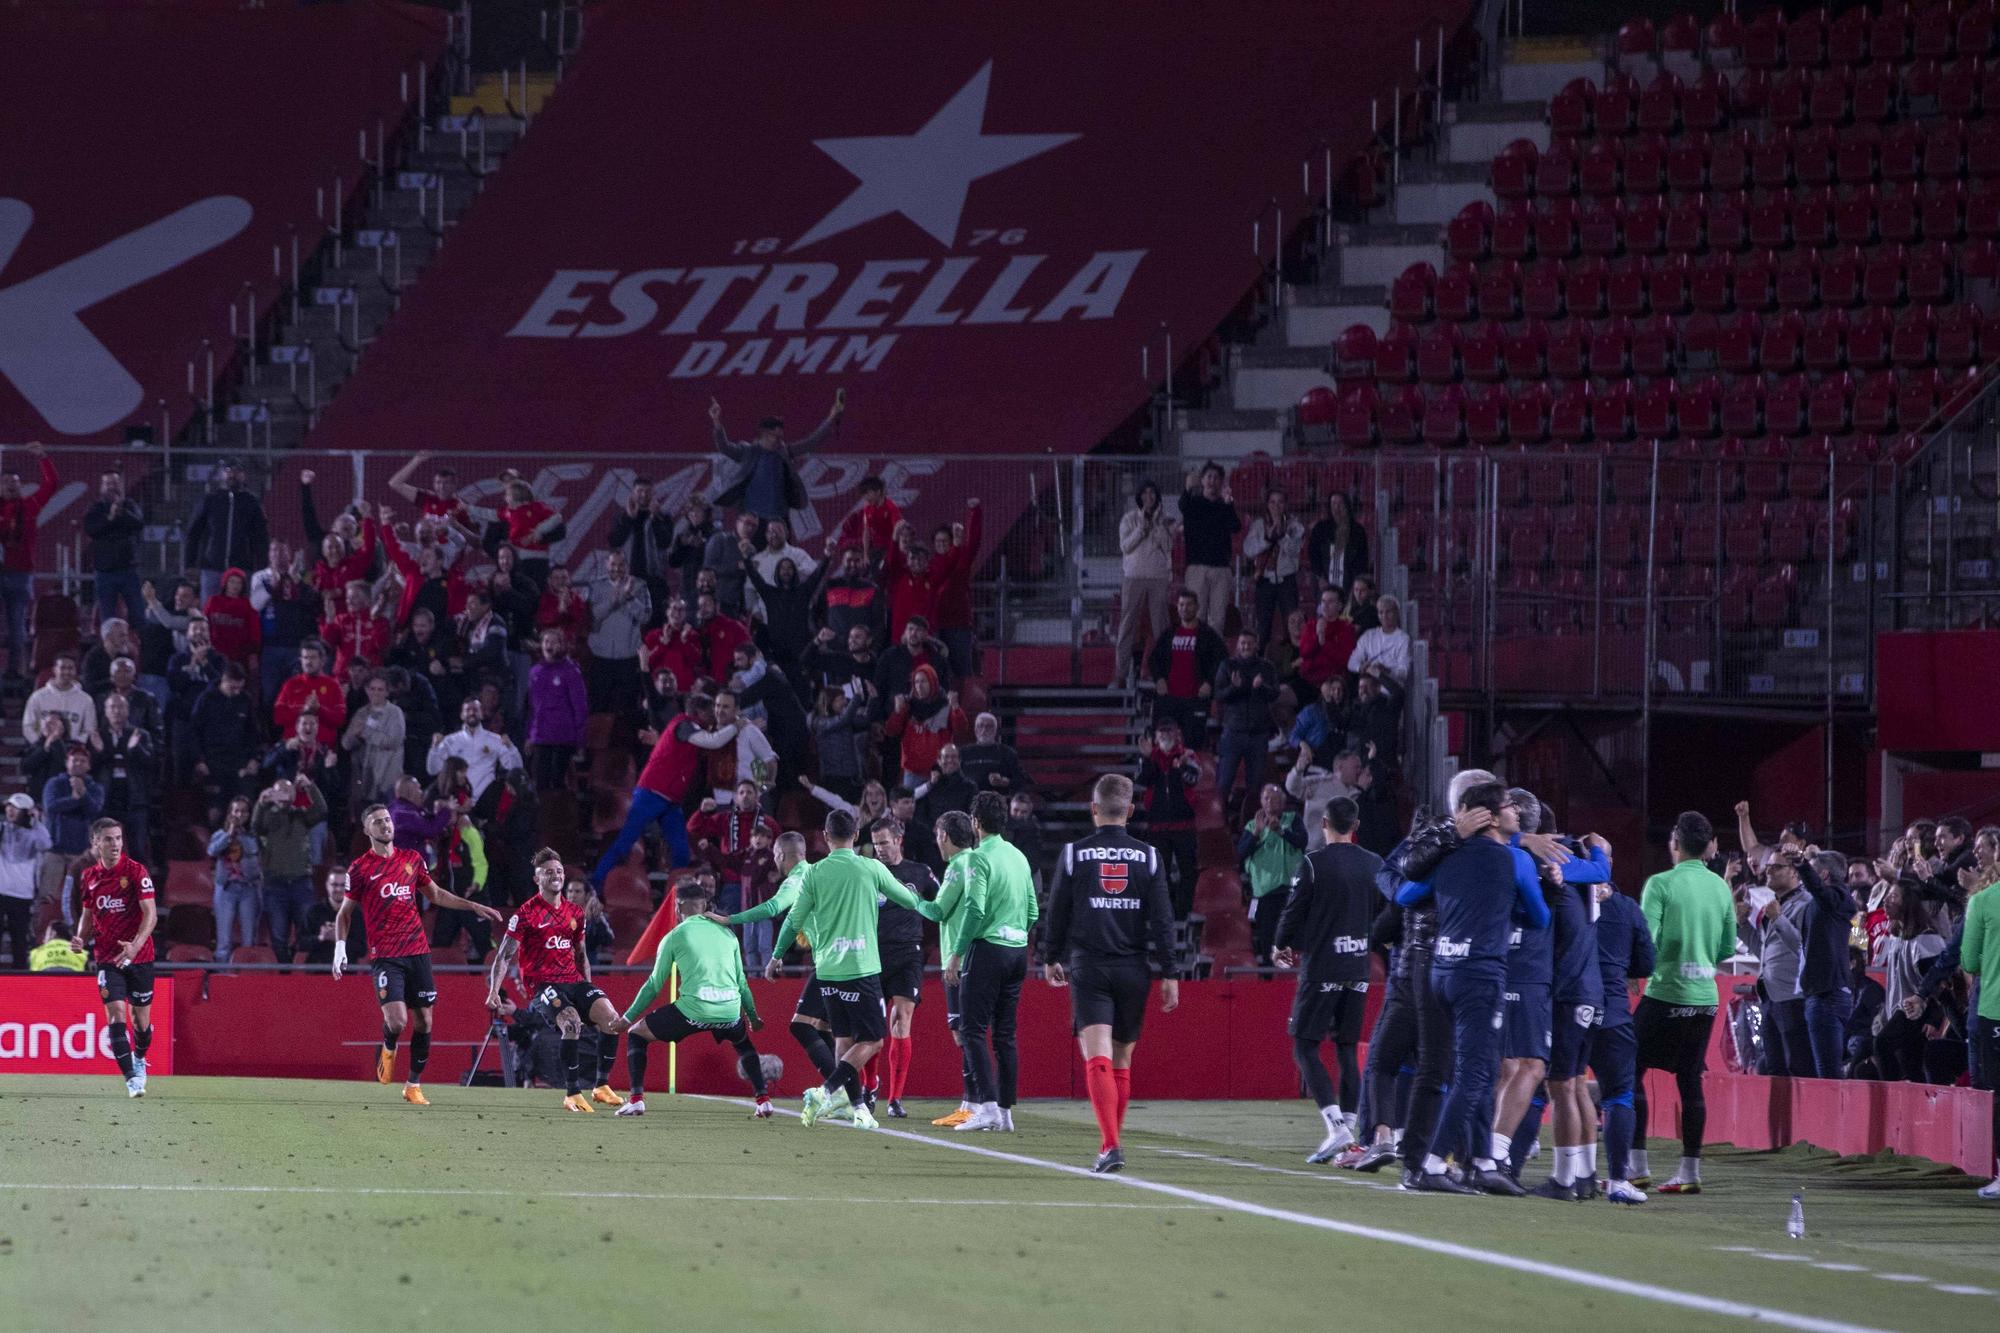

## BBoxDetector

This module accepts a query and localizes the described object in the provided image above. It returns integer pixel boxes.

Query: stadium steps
[450,72,556,118]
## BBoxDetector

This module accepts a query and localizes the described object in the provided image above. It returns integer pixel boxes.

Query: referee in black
[1043,773,1180,1174]
[1274,796,1382,1165]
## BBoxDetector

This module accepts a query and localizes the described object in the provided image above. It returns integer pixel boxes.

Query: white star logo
[790,62,1078,252]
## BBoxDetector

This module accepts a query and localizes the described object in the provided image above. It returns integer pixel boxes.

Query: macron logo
[0,197,252,435]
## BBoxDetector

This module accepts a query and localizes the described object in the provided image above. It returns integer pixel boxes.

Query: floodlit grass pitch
[0,1077,1994,1332]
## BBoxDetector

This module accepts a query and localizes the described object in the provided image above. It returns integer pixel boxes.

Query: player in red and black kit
[333,803,503,1104]
[486,848,626,1112]
[71,818,158,1097]
[1042,774,1180,1173]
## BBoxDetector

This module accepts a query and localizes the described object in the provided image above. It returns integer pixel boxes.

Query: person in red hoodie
[928,498,982,681]
[201,568,263,670]
[273,639,348,737]
[320,580,393,679]
[885,664,968,789]
[828,475,904,562]
[693,591,750,684]
[0,442,57,682]
[1294,586,1358,693]
[641,597,707,693]
[880,522,945,641]
[535,565,591,645]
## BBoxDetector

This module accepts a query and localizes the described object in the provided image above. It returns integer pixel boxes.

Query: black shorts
[1548,997,1598,1080]
[372,953,437,1008]
[943,980,963,1032]
[793,970,828,1025]
[817,974,887,1041]
[880,947,925,1004]
[1634,994,1717,1076]
[96,960,155,1007]
[530,979,611,1025]
[1070,955,1152,1043]
[639,1005,750,1046]
[1289,977,1368,1043]
[1502,983,1552,1063]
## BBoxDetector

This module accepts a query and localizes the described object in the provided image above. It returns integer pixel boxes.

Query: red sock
[1084,1056,1120,1151]
[864,1058,880,1092]
[1111,1065,1132,1133]
[887,1035,913,1102]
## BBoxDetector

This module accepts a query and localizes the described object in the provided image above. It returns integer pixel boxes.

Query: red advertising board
[0,975,175,1075]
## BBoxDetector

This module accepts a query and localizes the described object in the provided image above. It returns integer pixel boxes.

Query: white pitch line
[696,1098,1895,1333]
[0,1181,1199,1212]
[1146,1146,1405,1192]
[1714,1247,1997,1299]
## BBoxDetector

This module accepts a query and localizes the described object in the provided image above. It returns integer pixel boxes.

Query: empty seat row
[1617,6,2000,75]
[1497,121,2000,199]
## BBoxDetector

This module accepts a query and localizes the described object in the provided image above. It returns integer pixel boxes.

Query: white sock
[1390,1129,1403,1149]
[1342,1111,1358,1135]
[1557,1145,1582,1185]
[1473,1156,1497,1171]
[1423,1153,1449,1175]
[1319,1104,1344,1134]
[981,1101,999,1116]
[1629,1148,1651,1177]
[1678,1155,1701,1182]
[1584,1143,1598,1175]
[1489,1131,1513,1164]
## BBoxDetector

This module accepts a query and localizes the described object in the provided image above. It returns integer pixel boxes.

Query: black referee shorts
[880,946,925,1004]
[1069,955,1152,1043]
[1634,994,1717,1077]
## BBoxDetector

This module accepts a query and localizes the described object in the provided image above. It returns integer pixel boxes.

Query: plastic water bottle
[1786,1191,1805,1239]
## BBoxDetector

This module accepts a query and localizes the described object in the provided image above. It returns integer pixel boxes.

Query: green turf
[0,1076,1994,1332]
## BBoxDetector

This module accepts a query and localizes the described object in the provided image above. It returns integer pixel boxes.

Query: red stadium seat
[1793,187,1836,249]
[1861,242,1906,306]
[1421,384,1465,447]
[1708,191,1749,251]
[1578,199,1622,257]
[1503,320,1549,379]
[1736,248,1777,313]
[1962,6,1997,59]
[1968,179,2000,236]
[1606,256,1650,317]
[1969,119,2000,178]
[1924,119,1967,181]
[1507,382,1550,443]
[1920,179,1964,241]
[1633,378,1675,436]
[1332,323,1378,384]
[1490,144,1537,201]
[1896,368,1945,431]
[1596,73,1639,136]
[1787,8,1828,67]
[1592,379,1635,441]
[1667,133,1709,193]
[1447,201,1494,262]
[1891,304,1935,367]
[1766,373,1810,436]
[1434,261,1479,322]
[1334,384,1378,446]
[1460,319,1506,381]
[1747,194,1791,251]
[1941,56,1984,119]
[1375,384,1423,444]
[1631,312,1677,375]
[1807,372,1852,434]
[1566,258,1608,319]
[1664,193,1707,253]
[1680,311,1721,370]
[1827,7,1869,66]
[1590,316,1633,378]
[1717,310,1762,374]
[1646,254,1691,315]
[1732,68,1772,120]
[1625,134,1667,195]
[1389,262,1436,323]
[1819,245,1863,306]
[1549,382,1593,443]
[1907,241,1953,303]
[1905,58,1944,116]
[1934,304,1982,367]
[1852,371,1898,434]
[1834,185,1878,246]
[1913,5,1956,61]
[1719,377,1763,437]
[1751,129,1794,190]
[1374,322,1418,382]
[1774,250,1818,310]
[1535,197,1580,259]
[1759,307,1803,371]
[1709,130,1752,192]
[1809,65,1851,124]
[1638,71,1681,134]
[1877,180,1921,243]
[1521,261,1565,320]
[1491,203,1534,261]
[1415,323,1460,383]
[1662,12,1703,70]
[1880,121,1924,183]
[1579,138,1622,198]
[1870,6,1911,65]
[1795,125,1837,188]
[1296,385,1339,427]
[1477,256,1523,316]
[1549,79,1594,138]
[1535,138,1579,196]
[1836,121,1881,185]
[1724,502,1768,564]
[1545,318,1590,379]
[1623,196,1665,258]
[1464,382,1509,445]
[1847,306,1893,369]
[1803,308,1848,371]
[1677,375,1721,438]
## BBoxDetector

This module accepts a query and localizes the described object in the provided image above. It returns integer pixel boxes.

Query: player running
[868,815,938,1119]
[334,802,504,1104]
[71,818,157,1097]
[771,808,925,1129]
[1042,774,1179,1173]
[1273,796,1381,1166]
[616,875,773,1119]
[486,848,626,1112]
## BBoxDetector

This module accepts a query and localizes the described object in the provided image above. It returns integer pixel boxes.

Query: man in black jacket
[608,479,675,627]
[83,470,145,627]
[916,743,978,827]
[959,712,1030,797]
[1178,464,1240,633]
[1791,846,1861,1078]
[184,460,269,601]
[1212,630,1278,824]
[1276,796,1383,1166]
[1042,773,1179,1174]
[1145,590,1225,750]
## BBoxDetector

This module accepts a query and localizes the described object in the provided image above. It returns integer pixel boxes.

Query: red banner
[0,2,446,442]
[314,0,1472,461]
[0,976,175,1075]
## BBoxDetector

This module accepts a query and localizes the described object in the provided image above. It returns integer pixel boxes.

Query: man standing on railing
[184,459,269,602]
[83,466,145,632]
[0,442,57,684]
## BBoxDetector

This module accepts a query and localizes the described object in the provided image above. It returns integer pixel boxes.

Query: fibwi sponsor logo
[821,935,868,961]
[695,985,736,1004]
[1435,938,1472,961]
[505,64,1143,379]
[0,977,173,1073]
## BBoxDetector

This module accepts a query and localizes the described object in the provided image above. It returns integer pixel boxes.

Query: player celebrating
[616,876,773,1119]
[771,807,925,1129]
[1042,774,1179,1173]
[486,848,627,1112]
[334,802,504,1103]
[71,818,157,1097]
[868,815,938,1119]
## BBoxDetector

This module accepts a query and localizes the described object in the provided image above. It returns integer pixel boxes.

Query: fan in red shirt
[273,639,348,736]
[333,802,503,1104]
[488,476,564,582]
[70,818,158,1096]
[828,475,903,559]
[201,567,262,666]
[319,580,393,678]
[487,849,626,1112]
[1295,587,1358,688]
[694,592,751,681]
[641,598,706,692]
[387,453,473,529]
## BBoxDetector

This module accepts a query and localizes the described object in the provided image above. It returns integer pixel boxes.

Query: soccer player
[1592,879,1656,1204]
[771,808,925,1129]
[1528,831,1611,1200]
[928,792,1038,1133]
[1042,774,1179,1173]
[929,819,983,1129]
[868,815,938,1119]
[616,875,772,1119]
[1631,810,1740,1194]
[1273,796,1381,1165]
[726,832,836,1090]
[334,802,504,1103]
[1396,782,1547,1194]
[486,848,626,1112]
[71,818,156,1097]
